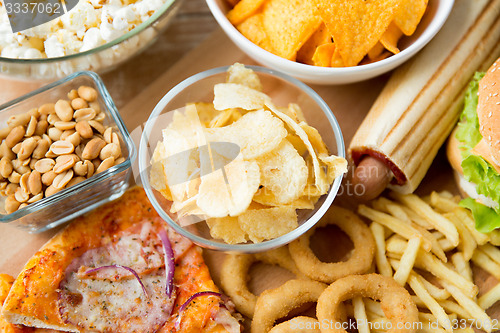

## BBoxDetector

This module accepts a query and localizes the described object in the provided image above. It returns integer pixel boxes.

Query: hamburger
[447,58,500,236]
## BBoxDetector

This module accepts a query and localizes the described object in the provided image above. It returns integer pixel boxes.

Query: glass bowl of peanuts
[0,71,135,232]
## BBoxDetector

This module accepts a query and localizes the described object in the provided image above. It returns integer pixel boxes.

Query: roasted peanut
[29,158,38,170]
[6,126,26,148]
[0,142,15,160]
[50,140,74,155]
[78,86,97,102]
[12,159,30,174]
[92,158,100,171]
[0,127,11,140]
[32,139,50,159]
[103,127,113,144]
[86,160,95,177]
[42,133,52,145]
[25,116,37,137]
[96,157,114,174]
[7,113,31,127]
[5,195,20,214]
[71,98,88,110]
[34,119,48,136]
[48,127,63,141]
[82,138,106,160]
[100,143,121,160]
[0,158,13,178]
[8,171,21,183]
[75,121,93,139]
[28,108,40,119]
[34,158,55,173]
[39,103,55,115]
[42,170,57,186]
[45,150,57,158]
[65,132,81,147]
[89,101,101,113]
[94,112,106,122]
[55,99,74,122]
[11,143,21,155]
[47,113,61,125]
[53,155,77,173]
[28,170,42,195]
[88,120,105,134]
[17,137,38,160]
[74,161,87,176]
[54,121,76,131]
[27,192,43,203]
[66,176,85,188]
[45,185,60,197]
[67,89,79,100]
[115,157,126,165]
[19,158,30,166]
[19,203,28,209]
[53,169,73,189]
[74,108,96,122]
[19,172,30,193]
[14,187,29,203]
[5,183,18,196]
[60,129,75,140]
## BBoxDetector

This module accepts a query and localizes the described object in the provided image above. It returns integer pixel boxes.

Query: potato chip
[205,109,287,159]
[266,102,330,194]
[213,83,271,111]
[395,0,428,36]
[150,142,174,201]
[238,206,298,243]
[209,109,234,128]
[380,22,403,54]
[319,154,348,184]
[286,133,307,156]
[227,0,266,26]
[190,102,219,127]
[300,122,329,156]
[368,42,385,60]
[226,62,263,91]
[296,22,332,65]
[197,158,260,218]
[314,0,399,66]
[206,216,248,244]
[312,43,336,67]
[288,103,306,123]
[256,139,308,204]
[253,189,315,210]
[261,0,322,60]
[237,14,275,54]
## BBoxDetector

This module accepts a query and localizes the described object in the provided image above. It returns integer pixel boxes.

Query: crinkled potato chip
[314,0,399,66]
[214,83,271,111]
[197,158,260,218]
[227,0,266,26]
[238,206,298,243]
[265,102,329,194]
[205,109,287,159]
[237,13,276,54]
[312,43,336,67]
[395,0,428,36]
[256,139,308,204]
[380,22,403,54]
[206,216,248,244]
[261,0,322,60]
[226,62,263,91]
[296,22,332,65]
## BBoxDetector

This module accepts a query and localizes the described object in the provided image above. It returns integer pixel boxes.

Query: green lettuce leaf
[460,198,500,233]
[455,71,500,232]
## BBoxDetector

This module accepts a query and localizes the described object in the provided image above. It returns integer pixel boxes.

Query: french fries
[361,191,498,333]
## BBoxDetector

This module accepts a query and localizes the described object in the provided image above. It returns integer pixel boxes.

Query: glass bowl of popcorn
[0,0,181,80]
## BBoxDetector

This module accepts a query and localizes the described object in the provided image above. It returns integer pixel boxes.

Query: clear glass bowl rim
[139,65,346,252]
[0,70,137,223]
[0,0,177,64]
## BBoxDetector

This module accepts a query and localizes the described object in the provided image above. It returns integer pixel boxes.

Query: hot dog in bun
[447,58,500,234]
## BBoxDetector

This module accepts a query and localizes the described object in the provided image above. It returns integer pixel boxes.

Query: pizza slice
[1,187,241,333]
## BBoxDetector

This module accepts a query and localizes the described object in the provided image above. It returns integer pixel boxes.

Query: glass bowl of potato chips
[139,63,347,252]
[206,0,454,85]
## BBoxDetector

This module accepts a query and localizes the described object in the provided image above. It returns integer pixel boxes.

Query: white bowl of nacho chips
[206,0,454,85]
[139,64,347,252]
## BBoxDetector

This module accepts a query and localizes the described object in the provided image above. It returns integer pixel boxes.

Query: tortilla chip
[237,13,275,54]
[296,22,332,65]
[227,0,266,26]
[261,0,322,60]
[368,42,385,60]
[314,0,399,66]
[312,43,336,67]
[380,22,403,54]
[395,0,428,36]
[331,47,344,67]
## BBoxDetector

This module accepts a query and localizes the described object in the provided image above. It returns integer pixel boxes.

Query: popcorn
[0,0,164,59]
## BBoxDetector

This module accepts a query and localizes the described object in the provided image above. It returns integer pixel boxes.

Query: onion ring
[251,279,327,333]
[316,274,418,333]
[269,316,321,333]
[289,205,375,283]
[220,246,305,318]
